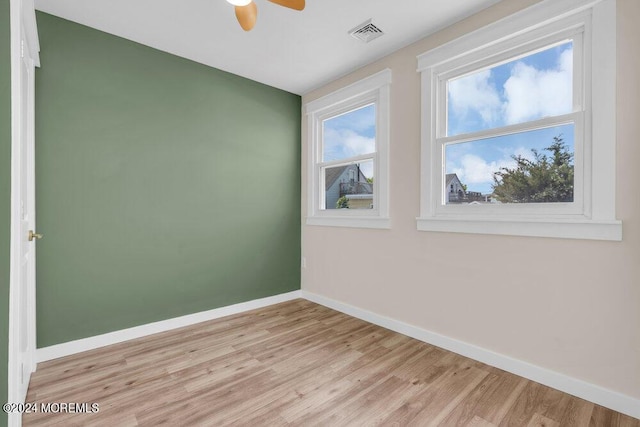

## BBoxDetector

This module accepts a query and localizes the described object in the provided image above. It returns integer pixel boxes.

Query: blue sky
[446,41,575,194]
[323,103,376,178]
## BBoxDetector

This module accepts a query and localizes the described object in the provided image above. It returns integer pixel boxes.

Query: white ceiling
[34,0,502,95]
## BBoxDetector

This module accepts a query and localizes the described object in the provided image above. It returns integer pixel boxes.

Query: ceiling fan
[225,0,305,31]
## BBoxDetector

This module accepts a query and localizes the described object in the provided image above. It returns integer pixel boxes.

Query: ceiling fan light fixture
[228,0,304,31]
[226,0,252,6]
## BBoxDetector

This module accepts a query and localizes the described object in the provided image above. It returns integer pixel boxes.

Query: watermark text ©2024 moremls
[3,402,100,414]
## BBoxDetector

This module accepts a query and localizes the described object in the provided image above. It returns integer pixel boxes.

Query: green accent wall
[35,12,301,347]
[0,0,11,424]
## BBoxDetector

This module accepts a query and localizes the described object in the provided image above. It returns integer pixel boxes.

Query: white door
[8,1,39,424]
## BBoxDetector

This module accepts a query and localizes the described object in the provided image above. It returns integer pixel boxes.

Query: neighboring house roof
[446,173,461,187]
[325,164,372,192]
[325,165,349,190]
[445,173,464,188]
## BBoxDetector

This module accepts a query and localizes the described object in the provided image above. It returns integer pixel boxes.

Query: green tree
[492,136,574,203]
[336,196,350,209]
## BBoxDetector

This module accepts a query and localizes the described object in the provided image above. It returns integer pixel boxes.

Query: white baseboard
[36,290,302,363]
[301,290,640,420]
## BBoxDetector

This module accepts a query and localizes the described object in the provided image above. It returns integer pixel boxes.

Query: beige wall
[301,0,640,401]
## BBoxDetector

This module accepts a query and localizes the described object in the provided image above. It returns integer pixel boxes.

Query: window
[417,0,621,240]
[305,69,391,229]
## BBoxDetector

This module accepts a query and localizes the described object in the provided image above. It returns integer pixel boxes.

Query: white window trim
[416,0,621,241]
[305,69,391,229]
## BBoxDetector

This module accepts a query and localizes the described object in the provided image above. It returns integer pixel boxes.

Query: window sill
[306,216,391,230]
[416,217,622,241]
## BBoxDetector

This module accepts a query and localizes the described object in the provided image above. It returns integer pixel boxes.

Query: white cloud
[448,47,573,132]
[451,154,519,186]
[323,128,375,161]
[450,146,536,191]
[498,145,536,162]
[448,70,501,125]
[502,48,573,125]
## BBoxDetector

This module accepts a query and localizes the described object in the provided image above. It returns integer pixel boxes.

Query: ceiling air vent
[349,19,384,43]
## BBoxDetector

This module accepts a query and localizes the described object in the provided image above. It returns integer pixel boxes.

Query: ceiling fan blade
[235,1,258,31]
[267,0,305,11]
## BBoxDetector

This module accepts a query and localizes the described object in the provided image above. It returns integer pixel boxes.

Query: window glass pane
[444,124,574,204]
[447,41,573,136]
[323,104,376,162]
[323,160,374,210]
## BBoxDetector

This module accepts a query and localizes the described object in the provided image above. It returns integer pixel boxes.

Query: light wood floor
[24,299,639,426]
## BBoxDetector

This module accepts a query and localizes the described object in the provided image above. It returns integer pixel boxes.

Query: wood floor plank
[278,377,356,423]
[376,355,489,426]
[22,299,639,426]
[539,386,573,422]
[559,397,595,427]
[439,371,528,426]
[319,374,419,426]
[467,415,498,427]
[499,381,549,426]
[590,404,640,427]
[407,366,490,426]
[527,412,560,427]
[204,331,387,424]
